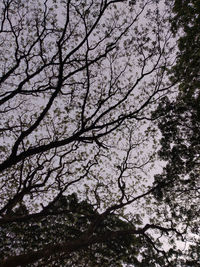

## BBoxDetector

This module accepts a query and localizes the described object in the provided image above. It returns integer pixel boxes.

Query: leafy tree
[153,0,200,265]
[170,0,200,93]
[0,0,192,266]
[1,193,159,266]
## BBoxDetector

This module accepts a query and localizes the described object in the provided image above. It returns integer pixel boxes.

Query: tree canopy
[0,0,199,266]
[153,0,200,265]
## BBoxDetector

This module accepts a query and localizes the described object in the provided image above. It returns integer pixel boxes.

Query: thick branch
[0,224,178,267]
